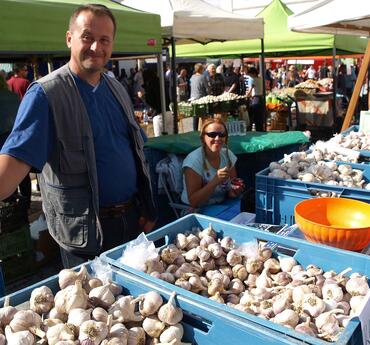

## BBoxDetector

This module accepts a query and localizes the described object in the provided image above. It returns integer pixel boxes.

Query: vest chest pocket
[59,136,87,174]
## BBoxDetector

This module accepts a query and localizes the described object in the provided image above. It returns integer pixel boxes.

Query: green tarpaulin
[145,131,309,155]
[0,0,161,55]
[176,0,368,57]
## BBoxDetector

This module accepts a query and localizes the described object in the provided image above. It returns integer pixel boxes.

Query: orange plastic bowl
[294,198,370,251]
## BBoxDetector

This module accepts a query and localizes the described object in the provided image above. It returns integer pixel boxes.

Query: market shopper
[247,67,264,131]
[0,4,157,268]
[206,63,225,96]
[7,64,30,100]
[181,118,243,208]
[189,63,207,100]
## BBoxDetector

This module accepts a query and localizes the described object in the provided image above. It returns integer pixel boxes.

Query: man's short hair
[69,4,116,36]
[13,64,28,74]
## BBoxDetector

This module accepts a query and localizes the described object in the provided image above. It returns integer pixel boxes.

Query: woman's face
[203,123,227,153]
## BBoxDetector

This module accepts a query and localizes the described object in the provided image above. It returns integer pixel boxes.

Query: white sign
[359,111,370,133]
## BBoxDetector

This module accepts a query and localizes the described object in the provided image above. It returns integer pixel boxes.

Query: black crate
[0,225,33,260]
[1,250,35,284]
[0,196,28,233]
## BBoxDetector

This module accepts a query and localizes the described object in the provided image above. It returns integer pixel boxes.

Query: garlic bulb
[5,325,34,345]
[92,307,108,323]
[54,280,88,314]
[89,284,115,305]
[142,315,165,338]
[346,275,369,296]
[68,308,92,328]
[9,309,42,332]
[278,256,296,272]
[159,324,184,343]
[0,334,5,345]
[302,294,326,318]
[272,309,299,328]
[157,292,183,325]
[109,296,143,323]
[127,327,145,345]
[48,308,68,323]
[0,299,17,327]
[108,323,128,340]
[79,320,108,345]
[47,323,76,345]
[84,278,103,293]
[30,285,54,314]
[135,291,163,317]
[59,265,89,289]
[322,284,343,302]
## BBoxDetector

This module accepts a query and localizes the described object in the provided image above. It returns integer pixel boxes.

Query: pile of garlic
[329,131,370,152]
[144,224,369,342]
[268,151,369,189]
[190,93,247,105]
[0,266,190,345]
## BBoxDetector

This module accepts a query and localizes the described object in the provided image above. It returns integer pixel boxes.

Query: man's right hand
[0,155,31,200]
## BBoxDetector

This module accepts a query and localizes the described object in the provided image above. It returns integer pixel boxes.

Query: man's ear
[66,31,72,48]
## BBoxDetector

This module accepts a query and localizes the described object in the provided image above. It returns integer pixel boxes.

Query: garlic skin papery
[346,275,369,296]
[59,265,89,289]
[5,325,34,345]
[48,307,68,323]
[108,296,143,323]
[79,320,108,345]
[157,292,183,325]
[92,308,108,323]
[30,285,55,314]
[54,280,88,314]
[0,334,5,345]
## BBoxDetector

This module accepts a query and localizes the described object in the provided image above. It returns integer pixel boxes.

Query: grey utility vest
[36,64,156,255]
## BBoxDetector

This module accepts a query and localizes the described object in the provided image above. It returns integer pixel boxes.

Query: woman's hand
[213,166,230,184]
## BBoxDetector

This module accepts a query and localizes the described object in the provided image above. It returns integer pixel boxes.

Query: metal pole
[157,53,168,134]
[47,61,53,74]
[259,38,267,131]
[332,47,337,124]
[171,37,178,134]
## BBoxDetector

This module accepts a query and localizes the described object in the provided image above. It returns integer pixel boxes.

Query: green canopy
[0,0,161,56]
[176,0,368,58]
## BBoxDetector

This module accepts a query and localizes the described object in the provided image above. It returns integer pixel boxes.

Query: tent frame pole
[259,38,267,131]
[341,39,370,131]
[332,47,337,122]
[157,52,168,134]
[171,37,178,134]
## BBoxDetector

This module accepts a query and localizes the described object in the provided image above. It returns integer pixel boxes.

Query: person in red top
[7,64,32,208]
[7,64,30,100]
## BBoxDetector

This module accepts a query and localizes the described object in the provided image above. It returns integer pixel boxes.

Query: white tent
[288,0,370,36]
[119,0,264,42]
[119,0,264,133]
[288,0,370,132]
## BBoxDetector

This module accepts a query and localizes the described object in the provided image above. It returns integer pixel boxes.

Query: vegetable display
[0,266,189,345]
[143,224,369,342]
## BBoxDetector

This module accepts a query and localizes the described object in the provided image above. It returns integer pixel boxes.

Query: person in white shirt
[305,65,316,80]
[247,67,264,131]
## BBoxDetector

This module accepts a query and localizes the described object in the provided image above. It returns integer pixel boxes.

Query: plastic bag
[119,232,160,271]
[236,239,260,259]
[90,256,113,283]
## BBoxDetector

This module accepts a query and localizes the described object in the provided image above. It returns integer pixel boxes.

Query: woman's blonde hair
[200,118,232,171]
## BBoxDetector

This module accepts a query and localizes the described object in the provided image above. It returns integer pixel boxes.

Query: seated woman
[181,118,244,209]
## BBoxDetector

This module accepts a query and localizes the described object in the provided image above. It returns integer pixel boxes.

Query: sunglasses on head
[205,131,226,138]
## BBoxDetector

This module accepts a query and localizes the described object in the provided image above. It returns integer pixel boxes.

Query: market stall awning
[119,0,264,43]
[0,0,161,56]
[175,0,368,57]
[288,0,370,37]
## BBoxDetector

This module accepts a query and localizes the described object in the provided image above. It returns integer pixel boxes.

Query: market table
[144,131,309,228]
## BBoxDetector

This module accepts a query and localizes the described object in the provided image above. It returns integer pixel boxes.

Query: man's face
[19,68,28,78]
[66,10,114,75]
[208,66,216,76]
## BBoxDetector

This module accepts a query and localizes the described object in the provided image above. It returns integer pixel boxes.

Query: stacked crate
[0,196,34,292]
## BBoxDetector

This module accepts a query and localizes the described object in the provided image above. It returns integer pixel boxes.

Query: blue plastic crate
[0,262,303,345]
[255,161,370,225]
[101,214,368,345]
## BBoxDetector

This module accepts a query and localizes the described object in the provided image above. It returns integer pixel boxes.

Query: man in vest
[0,4,157,268]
